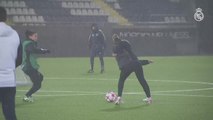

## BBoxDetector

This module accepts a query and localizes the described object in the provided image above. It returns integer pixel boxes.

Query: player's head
[91,23,98,31]
[25,30,38,41]
[0,6,7,22]
[112,34,121,44]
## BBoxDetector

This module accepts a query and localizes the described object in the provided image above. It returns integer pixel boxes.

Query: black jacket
[113,39,138,69]
[16,42,22,67]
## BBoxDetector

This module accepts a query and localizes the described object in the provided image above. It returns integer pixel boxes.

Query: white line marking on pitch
[17,90,104,94]
[17,87,213,94]
[45,77,213,85]
[16,77,213,98]
[16,87,213,98]
[16,93,213,98]
[16,93,103,98]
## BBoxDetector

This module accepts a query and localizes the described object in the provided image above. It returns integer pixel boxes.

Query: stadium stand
[60,0,109,23]
[0,0,45,26]
[0,0,111,25]
[105,0,189,24]
[0,0,194,25]
[0,0,115,25]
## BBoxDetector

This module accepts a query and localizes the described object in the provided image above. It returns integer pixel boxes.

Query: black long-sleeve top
[113,39,138,69]
[88,29,106,51]
[16,42,22,67]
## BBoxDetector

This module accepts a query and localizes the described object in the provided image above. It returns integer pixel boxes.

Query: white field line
[45,77,213,85]
[17,90,104,94]
[152,87,213,93]
[16,93,213,98]
[151,93,213,98]
[16,93,103,98]
[16,77,213,98]
[17,87,213,94]
[16,87,213,98]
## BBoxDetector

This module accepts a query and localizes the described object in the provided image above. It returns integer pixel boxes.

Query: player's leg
[98,51,104,73]
[24,69,43,102]
[26,70,43,96]
[115,67,132,104]
[1,87,17,120]
[134,62,152,104]
[88,50,95,73]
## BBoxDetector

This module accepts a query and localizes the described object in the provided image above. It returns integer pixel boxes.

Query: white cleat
[114,97,123,105]
[143,97,152,104]
[23,96,34,102]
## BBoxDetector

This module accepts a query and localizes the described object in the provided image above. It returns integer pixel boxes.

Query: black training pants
[90,49,104,70]
[118,61,151,97]
[24,69,43,97]
[0,87,17,120]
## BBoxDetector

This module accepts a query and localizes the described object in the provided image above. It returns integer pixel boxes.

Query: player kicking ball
[112,34,152,105]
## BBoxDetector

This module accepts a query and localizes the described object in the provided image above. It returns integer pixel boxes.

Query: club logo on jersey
[194,8,204,22]
[91,33,99,37]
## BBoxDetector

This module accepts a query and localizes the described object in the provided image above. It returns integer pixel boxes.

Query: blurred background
[1,0,213,57]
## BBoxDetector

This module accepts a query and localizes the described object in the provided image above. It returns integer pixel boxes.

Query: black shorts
[90,48,104,57]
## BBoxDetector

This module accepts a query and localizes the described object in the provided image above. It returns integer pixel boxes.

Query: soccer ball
[105,91,117,102]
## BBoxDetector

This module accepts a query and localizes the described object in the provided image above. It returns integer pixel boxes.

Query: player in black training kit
[88,23,106,73]
[112,34,152,105]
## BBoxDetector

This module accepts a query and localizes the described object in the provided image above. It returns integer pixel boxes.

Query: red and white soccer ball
[105,91,117,102]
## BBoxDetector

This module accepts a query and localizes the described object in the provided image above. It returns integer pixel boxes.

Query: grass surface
[1,56,213,120]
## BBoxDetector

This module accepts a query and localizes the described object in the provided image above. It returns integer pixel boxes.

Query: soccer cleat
[23,96,34,102]
[143,97,152,104]
[100,69,104,74]
[88,69,94,73]
[114,96,123,105]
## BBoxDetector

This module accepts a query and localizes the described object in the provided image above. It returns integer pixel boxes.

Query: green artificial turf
[1,56,213,120]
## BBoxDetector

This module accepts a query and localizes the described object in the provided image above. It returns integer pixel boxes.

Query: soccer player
[88,23,106,73]
[0,6,22,120]
[112,34,152,105]
[22,30,50,102]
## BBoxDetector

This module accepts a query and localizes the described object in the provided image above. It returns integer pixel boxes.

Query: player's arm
[112,53,117,57]
[16,42,22,67]
[26,43,50,54]
[101,31,106,49]
[139,60,153,66]
[99,30,106,49]
[88,34,92,49]
[112,45,118,57]
[122,41,137,60]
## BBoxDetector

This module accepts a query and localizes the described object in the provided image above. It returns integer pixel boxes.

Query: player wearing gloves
[112,34,152,105]
[22,30,50,102]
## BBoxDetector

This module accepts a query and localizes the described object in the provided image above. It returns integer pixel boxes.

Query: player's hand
[112,53,117,57]
[41,48,50,54]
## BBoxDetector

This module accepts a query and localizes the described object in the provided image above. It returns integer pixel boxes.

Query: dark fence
[113,24,199,56]
[14,23,113,57]
[13,23,211,57]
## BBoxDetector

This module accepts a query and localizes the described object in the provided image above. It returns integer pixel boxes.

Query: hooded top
[22,39,48,71]
[88,24,106,50]
[113,39,138,69]
[0,22,20,87]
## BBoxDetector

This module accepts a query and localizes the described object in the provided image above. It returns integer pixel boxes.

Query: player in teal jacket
[22,30,50,102]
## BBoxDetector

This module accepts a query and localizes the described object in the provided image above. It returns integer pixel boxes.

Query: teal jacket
[22,39,49,71]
